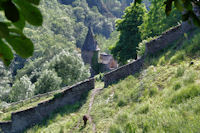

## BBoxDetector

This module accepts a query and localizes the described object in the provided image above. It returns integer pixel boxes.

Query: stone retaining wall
[0,78,94,133]
[104,22,195,87]
[104,58,144,87]
[145,22,194,55]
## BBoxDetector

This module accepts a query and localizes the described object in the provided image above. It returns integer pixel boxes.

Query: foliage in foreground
[0,0,42,66]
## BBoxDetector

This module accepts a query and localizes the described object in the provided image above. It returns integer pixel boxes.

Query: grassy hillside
[22,29,200,132]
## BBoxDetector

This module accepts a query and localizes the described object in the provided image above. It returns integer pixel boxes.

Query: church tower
[81,27,99,66]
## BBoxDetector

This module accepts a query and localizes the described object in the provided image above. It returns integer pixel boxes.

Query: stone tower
[81,27,99,66]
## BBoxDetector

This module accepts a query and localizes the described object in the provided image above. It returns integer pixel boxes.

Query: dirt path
[70,87,103,133]
[87,87,102,133]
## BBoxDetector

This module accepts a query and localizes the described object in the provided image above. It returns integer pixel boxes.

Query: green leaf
[26,0,40,5]
[0,39,14,66]
[2,0,19,22]
[183,0,193,11]
[0,22,9,38]
[174,0,184,11]
[13,15,25,31]
[5,34,34,58]
[13,0,43,26]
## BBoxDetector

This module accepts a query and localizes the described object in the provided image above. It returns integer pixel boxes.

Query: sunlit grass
[6,29,200,132]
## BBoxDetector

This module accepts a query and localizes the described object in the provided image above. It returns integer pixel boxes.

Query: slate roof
[82,27,99,51]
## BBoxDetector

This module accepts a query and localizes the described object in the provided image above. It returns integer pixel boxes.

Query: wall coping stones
[0,78,94,133]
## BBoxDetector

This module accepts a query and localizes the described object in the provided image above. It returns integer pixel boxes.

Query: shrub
[35,69,62,94]
[9,75,35,102]
[48,50,90,86]
[137,37,154,57]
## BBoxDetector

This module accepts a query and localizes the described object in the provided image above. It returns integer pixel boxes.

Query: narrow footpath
[70,83,103,133]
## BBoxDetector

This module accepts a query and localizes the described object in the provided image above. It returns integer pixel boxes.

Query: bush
[9,75,35,102]
[137,37,154,57]
[48,50,90,86]
[35,69,62,94]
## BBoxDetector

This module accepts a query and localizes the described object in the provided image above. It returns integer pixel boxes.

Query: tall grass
[25,30,200,133]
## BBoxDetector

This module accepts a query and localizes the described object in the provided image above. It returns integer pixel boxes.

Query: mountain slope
[24,29,200,132]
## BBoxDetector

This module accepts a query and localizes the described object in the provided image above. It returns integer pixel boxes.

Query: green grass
[6,29,200,132]
[0,96,54,122]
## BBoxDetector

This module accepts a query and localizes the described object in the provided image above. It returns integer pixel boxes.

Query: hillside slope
[25,29,200,132]
[6,26,193,133]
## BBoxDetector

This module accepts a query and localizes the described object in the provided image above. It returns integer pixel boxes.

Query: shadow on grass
[23,91,90,133]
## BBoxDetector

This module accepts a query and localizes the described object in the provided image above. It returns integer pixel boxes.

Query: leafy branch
[0,0,42,66]
[135,0,200,26]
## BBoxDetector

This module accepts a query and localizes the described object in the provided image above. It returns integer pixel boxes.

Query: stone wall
[145,22,195,55]
[104,58,144,87]
[0,78,94,133]
[104,22,195,87]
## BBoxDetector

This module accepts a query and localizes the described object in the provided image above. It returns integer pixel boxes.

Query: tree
[111,3,146,64]
[48,50,90,86]
[139,0,181,39]
[0,0,43,66]
[34,69,62,94]
[135,0,200,27]
[9,75,35,102]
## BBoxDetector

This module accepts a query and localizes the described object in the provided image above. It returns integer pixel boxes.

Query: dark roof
[100,52,112,56]
[82,27,99,51]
